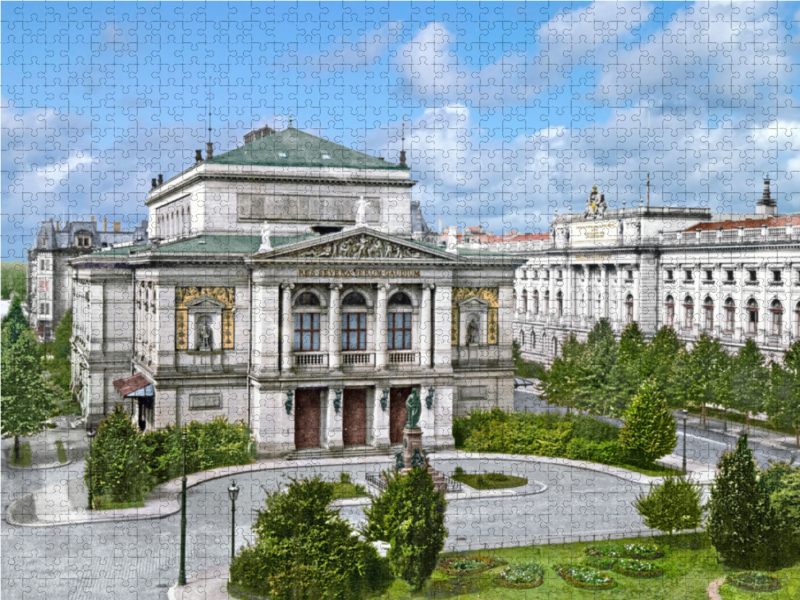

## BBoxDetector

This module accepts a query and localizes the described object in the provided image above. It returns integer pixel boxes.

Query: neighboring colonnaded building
[510,181,800,365]
[70,124,522,457]
[27,217,148,341]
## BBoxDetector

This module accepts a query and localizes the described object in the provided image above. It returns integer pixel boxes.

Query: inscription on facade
[298,268,421,277]
[571,220,618,246]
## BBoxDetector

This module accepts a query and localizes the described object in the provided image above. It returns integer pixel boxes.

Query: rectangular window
[749,270,757,282]
[685,269,693,281]
[773,270,782,282]
[293,313,320,351]
[666,270,674,280]
[388,313,412,350]
[705,270,713,280]
[341,312,366,351]
[557,270,563,280]
[726,306,735,332]
[726,270,734,282]
[685,306,694,329]
[627,270,633,280]
[705,306,713,330]
[666,304,674,326]
[772,310,782,335]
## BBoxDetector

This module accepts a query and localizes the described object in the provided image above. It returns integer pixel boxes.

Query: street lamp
[682,410,688,473]
[87,426,97,510]
[178,426,187,586]
[228,480,240,562]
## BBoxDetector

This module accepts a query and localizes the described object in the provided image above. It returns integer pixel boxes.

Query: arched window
[520,331,525,347]
[747,299,758,334]
[684,296,694,329]
[771,300,783,336]
[665,295,675,327]
[522,290,528,314]
[342,292,367,306]
[294,292,321,351]
[388,292,412,350]
[533,290,539,315]
[557,291,563,317]
[626,294,634,323]
[725,298,735,332]
[703,297,714,331]
[545,290,550,315]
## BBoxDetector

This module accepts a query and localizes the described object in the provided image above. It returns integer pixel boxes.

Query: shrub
[362,468,447,591]
[229,476,392,600]
[497,562,544,589]
[634,476,704,536]
[454,466,465,477]
[584,556,618,570]
[566,438,628,464]
[437,555,500,577]
[554,564,615,590]
[611,558,663,578]
[707,434,798,569]
[584,543,663,560]
[568,415,620,442]
[726,571,781,592]
[619,380,676,465]
[87,405,150,504]
[339,472,351,484]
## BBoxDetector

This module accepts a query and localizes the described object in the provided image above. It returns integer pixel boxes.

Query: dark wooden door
[343,388,367,446]
[294,389,321,448]
[390,387,412,444]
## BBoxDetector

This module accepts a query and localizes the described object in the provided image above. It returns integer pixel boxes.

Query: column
[433,387,455,447]
[328,284,341,371]
[420,385,436,447]
[280,283,294,371]
[760,262,769,345]
[375,284,388,369]
[564,266,572,324]
[372,387,390,449]
[433,285,452,371]
[420,285,433,368]
[600,265,608,319]
[737,263,746,339]
[252,282,280,373]
[548,269,555,324]
[325,388,343,451]
[616,265,624,329]
[694,263,701,336]
[633,266,641,323]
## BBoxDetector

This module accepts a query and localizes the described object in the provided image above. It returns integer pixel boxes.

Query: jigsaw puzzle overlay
[3,2,800,599]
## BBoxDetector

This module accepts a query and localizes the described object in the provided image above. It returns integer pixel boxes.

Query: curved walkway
[6,450,711,528]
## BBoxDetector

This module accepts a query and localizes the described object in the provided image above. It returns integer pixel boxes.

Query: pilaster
[433,285,452,371]
[325,388,343,451]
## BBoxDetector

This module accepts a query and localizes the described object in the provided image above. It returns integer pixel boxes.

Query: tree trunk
[746,412,750,435]
[14,436,20,462]
[702,404,706,428]
[723,408,727,432]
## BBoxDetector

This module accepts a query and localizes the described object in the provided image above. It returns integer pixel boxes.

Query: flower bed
[584,556,619,570]
[554,564,616,590]
[497,562,544,589]
[726,571,781,592]
[612,558,664,578]
[584,542,664,560]
[437,555,501,577]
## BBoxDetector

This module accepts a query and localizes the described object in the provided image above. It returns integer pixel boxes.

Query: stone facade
[71,125,521,457]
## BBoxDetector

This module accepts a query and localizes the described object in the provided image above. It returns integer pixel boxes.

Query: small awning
[113,373,153,397]
[514,377,539,389]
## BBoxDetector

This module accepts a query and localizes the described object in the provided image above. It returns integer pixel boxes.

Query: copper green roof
[93,234,318,256]
[207,126,406,170]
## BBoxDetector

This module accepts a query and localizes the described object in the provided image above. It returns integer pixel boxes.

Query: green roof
[207,126,406,170]
[92,234,318,256]
[405,238,521,259]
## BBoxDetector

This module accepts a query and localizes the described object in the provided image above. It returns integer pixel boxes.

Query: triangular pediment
[459,296,490,308]
[253,227,458,262]
[186,296,225,310]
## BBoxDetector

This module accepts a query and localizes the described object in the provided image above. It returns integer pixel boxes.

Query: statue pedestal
[401,427,423,469]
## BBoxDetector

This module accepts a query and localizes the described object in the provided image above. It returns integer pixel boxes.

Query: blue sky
[4,1,800,260]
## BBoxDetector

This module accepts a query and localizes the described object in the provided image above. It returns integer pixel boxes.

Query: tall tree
[640,326,683,396]
[0,326,60,461]
[730,339,769,432]
[540,334,583,411]
[610,321,646,414]
[619,379,677,465]
[2,298,31,347]
[670,334,727,420]
[765,342,800,447]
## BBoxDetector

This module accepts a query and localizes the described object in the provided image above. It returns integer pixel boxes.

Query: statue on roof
[583,185,608,220]
[355,196,369,227]
[258,222,272,253]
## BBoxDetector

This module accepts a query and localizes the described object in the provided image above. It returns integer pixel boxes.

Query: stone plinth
[398,426,447,493]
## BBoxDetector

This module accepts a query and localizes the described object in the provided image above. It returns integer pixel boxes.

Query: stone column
[375,284,388,369]
[694,263,701,336]
[372,387,391,449]
[328,284,341,371]
[280,283,294,371]
[600,265,608,319]
[252,282,280,373]
[737,262,746,340]
[325,388,343,451]
[582,266,590,324]
[420,385,436,447]
[434,387,456,447]
[633,266,641,323]
[433,285,452,371]
[420,285,433,368]
[616,265,624,330]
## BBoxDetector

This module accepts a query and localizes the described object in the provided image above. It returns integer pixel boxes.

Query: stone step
[285,446,393,461]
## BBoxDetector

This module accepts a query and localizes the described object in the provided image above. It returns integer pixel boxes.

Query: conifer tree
[610,321,646,415]
[619,379,677,465]
[640,326,683,396]
[731,339,769,432]
[634,476,703,536]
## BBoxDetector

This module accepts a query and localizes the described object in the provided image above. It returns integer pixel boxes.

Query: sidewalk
[2,414,88,470]
[169,564,233,600]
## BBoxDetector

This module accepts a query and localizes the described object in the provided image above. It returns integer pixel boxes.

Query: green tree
[540,334,583,411]
[707,435,797,569]
[362,467,447,591]
[634,476,704,536]
[0,325,60,461]
[730,339,769,432]
[619,379,677,465]
[2,298,31,347]
[640,327,683,396]
[765,342,800,447]
[670,334,727,418]
[86,405,150,504]
[610,321,646,414]
[1,261,27,300]
[231,476,392,600]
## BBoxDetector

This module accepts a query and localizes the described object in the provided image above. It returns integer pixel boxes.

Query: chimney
[158,174,163,186]
[151,178,157,189]
[91,215,95,222]
[102,217,107,232]
[55,221,60,230]
[113,221,121,232]
[195,149,203,163]
[206,141,214,160]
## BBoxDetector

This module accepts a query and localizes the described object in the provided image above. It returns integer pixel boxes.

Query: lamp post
[228,480,240,562]
[682,410,688,473]
[87,426,97,510]
[178,427,187,586]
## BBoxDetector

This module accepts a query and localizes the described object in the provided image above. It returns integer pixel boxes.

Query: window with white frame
[665,295,674,327]
[703,297,714,330]
[747,299,758,334]
[771,300,783,335]
[725,298,735,332]
[684,296,694,329]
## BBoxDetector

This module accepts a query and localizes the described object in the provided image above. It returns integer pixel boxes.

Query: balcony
[294,353,328,369]
[451,344,513,369]
[388,351,419,366]
[342,352,374,368]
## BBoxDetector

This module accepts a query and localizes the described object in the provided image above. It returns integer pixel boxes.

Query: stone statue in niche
[197,319,213,351]
[467,316,480,345]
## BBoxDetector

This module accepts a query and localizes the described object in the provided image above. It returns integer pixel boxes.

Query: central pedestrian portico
[247,227,519,456]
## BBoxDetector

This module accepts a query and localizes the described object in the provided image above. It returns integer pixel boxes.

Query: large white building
[510,181,800,364]
[70,124,522,457]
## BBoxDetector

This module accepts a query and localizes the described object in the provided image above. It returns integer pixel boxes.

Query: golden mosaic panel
[175,286,236,351]
[451,287,499,346]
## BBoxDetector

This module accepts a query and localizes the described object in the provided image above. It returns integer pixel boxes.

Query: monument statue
[258,222,272,253]
[355,195,368,226]
[197,321,212,351]
[466,317,480,345]
[404,388,421,430]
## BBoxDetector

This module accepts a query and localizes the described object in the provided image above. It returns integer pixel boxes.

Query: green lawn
[55,440,68,464]
[95,497,145,510]
[371,533,800,599]
[332,482,369,500]
[9,443,32,467]
[615,462,685,478]
[719,576,800,600]
[452,472,528,490]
